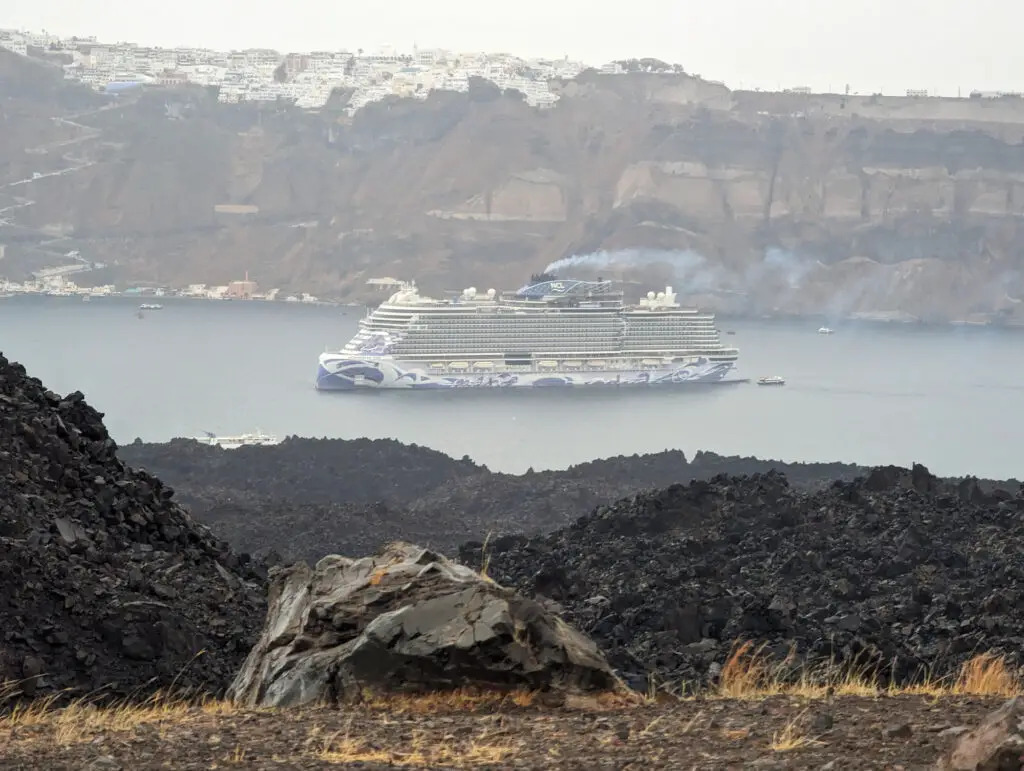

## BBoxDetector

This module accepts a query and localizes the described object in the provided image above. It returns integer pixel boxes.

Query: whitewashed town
[0,273,326,305]
[0,27,609,112]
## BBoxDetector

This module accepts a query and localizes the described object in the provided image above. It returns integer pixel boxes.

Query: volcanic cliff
[4,49,1024,323]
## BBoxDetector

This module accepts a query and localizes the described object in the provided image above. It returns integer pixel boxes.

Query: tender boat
[193,429,281,449]
[140,303,164,310]
[757,376,786,386]
[818,327,834,335]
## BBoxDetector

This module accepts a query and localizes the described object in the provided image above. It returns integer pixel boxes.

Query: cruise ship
[315,274,740,390]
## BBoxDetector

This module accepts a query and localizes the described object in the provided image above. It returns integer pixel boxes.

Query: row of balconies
[394,334,724,344]
[394,347,732,356]
[392,328,720,336]
[380,326,720,337]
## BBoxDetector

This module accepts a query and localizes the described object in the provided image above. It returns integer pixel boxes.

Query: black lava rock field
[10,346,1024,701]
[461,466,1024,691]
[119,438,870,562]
[0,354,267,701]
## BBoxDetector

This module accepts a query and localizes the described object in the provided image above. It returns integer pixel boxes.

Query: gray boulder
[227,542,621,708]
[934,696,1024,770]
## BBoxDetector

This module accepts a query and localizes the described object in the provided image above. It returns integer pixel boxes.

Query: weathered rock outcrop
[227,542,619,708]
[463,465,1024,692]
[0,353,266,700]
[4,49,1024,323]
[935,697,1024,770]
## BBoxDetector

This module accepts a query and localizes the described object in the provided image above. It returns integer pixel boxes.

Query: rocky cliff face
[4,51,1024,322]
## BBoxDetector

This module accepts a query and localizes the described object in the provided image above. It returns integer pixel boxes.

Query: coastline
[2,289,1021,332]
[0,290,352,309]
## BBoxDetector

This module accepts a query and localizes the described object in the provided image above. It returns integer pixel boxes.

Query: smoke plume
[545,248,707,275]
[545,247,818,296]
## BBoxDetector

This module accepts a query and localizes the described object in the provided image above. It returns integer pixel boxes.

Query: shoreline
[2,291,1021,332]
[0,291,352,309]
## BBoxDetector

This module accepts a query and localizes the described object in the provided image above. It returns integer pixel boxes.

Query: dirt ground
[0,692,1001,771]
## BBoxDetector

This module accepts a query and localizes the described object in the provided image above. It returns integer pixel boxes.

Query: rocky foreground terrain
[0,693,1009,770]
[466,466,1024,692]
[119,434,1024,694]
[118,437,871,562]
[5,49,1024,322]
[0,354,266,699]
[7,355,1024,767]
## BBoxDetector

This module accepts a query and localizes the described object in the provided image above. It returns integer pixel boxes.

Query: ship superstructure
[316,275,739,390]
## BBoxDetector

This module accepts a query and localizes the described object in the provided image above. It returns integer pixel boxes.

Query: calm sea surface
[1,295,1020,479]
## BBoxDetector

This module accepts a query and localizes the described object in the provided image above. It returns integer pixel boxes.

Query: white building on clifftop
[3,27,586,114]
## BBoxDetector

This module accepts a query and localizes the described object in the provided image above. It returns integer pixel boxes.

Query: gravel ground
[0,693,1001,770]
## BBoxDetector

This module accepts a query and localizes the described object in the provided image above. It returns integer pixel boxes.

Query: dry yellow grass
[769,710,826,752]
[478,530,495,583]
[0,646,1019,759]
[317,727,518,767]
[715,641,1023,700]
[0,690,235,745]
[317,729,516,765]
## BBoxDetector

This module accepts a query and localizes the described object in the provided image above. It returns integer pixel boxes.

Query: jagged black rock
[0,354,267,701]
[461,466,1024,691]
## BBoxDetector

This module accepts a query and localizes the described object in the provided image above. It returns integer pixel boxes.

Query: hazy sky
[5,0,1018,96]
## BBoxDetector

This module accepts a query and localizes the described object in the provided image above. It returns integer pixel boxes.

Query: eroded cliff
[4,51,1024,322]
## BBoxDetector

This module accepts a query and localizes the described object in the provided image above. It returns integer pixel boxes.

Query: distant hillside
[3,49,1024,323]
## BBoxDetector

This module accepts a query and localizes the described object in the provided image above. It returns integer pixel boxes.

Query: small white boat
[140,303,163,310]
[757,376,786,386]
[818,327,834,335]
[194,429,281,449]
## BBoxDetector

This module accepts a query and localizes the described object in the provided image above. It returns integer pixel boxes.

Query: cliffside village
[0,27,602,113]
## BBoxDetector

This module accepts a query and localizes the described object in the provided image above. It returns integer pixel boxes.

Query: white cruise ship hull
[316,354,736,391]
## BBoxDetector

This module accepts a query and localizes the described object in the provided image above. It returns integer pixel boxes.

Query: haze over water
[1,295,1019,479]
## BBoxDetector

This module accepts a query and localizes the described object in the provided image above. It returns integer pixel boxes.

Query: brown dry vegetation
[713,642,1022,700]
[1,650,1018,770]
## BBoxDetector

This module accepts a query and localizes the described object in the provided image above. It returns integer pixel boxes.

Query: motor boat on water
[193,429,281,449]
[757,376,786,386]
